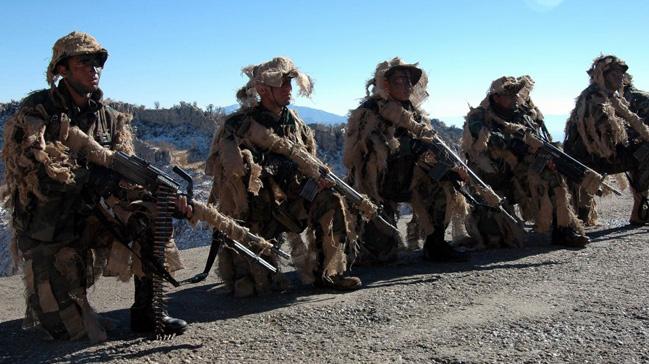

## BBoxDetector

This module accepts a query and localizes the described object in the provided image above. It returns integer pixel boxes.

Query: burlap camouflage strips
[564,55,649,225]
[345,58,470,259]
[2,60,182,341]
[235,57,313,108]
[463,75,584,243]
[206,94,353,295]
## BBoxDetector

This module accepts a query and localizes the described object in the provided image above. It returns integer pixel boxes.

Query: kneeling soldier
[206,57,361,297]
[2,32,188,341]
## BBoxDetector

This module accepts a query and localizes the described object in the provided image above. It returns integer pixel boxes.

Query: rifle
[298,155,399,235]
[411,134,524,228]
[519,116,622,196]
[171,166,289,284]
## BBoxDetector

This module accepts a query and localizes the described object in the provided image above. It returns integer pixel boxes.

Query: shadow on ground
[2,222,645,363]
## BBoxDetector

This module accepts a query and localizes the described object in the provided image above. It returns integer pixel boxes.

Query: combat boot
[629,193,649,226]
[314,275,362,291]
[422,227,470,263]
[551,227,590,248]
[130,276,188,335]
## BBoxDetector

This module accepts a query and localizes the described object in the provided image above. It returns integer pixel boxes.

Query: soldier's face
[493,92,518,111]
[267,77,293,106]
[60,54,102,94]
[604,68,625,91]
[386,70,413,102]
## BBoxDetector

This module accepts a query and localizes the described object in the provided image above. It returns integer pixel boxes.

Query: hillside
[224,104,348,124]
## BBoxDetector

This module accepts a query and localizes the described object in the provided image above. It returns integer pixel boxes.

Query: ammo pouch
[13,169,90,243]
[409,138,451,181]
[263,153,299,187]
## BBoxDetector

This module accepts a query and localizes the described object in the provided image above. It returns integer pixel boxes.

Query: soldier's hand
[523,131,543,153]
[175,194,193,219]
[503,122,526,135]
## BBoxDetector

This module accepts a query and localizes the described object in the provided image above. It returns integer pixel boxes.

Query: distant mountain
[223,104,347,124]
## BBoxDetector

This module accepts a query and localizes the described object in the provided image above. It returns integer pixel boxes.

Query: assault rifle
[298,157,399,235]
[411,134,524,228]
[519,116,622,196]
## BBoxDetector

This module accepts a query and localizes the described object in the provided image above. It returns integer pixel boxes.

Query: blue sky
[1,0,647,132]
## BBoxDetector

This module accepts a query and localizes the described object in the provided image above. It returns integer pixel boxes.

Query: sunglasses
[76,54,106,68]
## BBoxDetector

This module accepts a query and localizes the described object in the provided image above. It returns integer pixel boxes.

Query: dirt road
[1,193,648,363]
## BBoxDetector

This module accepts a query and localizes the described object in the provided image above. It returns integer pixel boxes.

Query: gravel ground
[1,192,648,363]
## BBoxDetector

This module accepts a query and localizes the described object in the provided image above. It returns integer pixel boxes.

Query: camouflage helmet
[367,57,428,106]
[46,31,108,85]
[487,75,534,97]
[587,55,628,90]
[236,56,313,107]
[479,75,535,110]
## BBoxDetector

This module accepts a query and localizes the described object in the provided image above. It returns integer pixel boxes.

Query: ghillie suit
[463,75,588,248]
[344,57,470,263]
[206,57,358,297]
[564,55,649,226]
[1,32,184,342]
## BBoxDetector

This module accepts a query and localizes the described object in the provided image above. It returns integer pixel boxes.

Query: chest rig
[51,105,114,148]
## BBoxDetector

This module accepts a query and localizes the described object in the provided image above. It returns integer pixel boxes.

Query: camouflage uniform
[623,75,649,120]
[344,58,470,262]
[206,57,359,297]
[564,56,649,225]
[2,32,184,341]
[463,76,588,246]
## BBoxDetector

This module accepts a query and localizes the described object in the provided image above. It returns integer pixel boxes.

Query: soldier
[205,57,361,297]
[462,75,589,247]
[623,73,649,120]
[344,57,471,263]
[564,55,649,226]
[2,32,189,341]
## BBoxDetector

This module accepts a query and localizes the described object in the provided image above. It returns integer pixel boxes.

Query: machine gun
[103,151,291,337]
[109,151,289,275]
[519,116,622,196]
